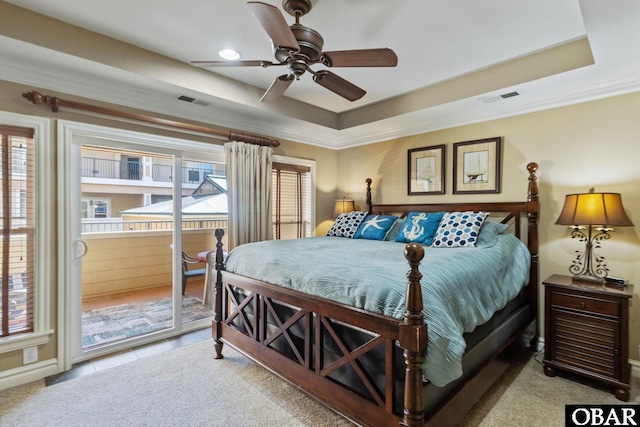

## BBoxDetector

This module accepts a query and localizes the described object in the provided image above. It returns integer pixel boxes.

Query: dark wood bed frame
[211,162,539,426]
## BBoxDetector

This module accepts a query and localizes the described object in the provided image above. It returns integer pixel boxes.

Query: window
[272,161,312,240]
[81,198,111,219]
[1,125,35,337]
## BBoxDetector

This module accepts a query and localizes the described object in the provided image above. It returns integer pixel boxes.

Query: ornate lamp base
[567,225,612,285]
[571,273,605,284]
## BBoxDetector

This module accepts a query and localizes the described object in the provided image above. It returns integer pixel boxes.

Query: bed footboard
[212,230,428,427]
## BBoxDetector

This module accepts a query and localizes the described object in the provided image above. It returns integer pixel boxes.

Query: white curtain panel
[224,141,273,249]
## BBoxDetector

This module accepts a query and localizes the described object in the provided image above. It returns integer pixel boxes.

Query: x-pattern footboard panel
[223,283,257,340]
[218,277,402,420]
[262,295,311,367]
[316,315,390,408]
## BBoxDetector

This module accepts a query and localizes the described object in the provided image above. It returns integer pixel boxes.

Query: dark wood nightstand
[542,274,633,401]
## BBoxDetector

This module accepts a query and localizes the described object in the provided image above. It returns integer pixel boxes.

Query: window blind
[272,162,311,240]
[1,125,35,337]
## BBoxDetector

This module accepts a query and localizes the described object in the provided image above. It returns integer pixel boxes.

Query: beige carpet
[0,340,638,426]
[463,350,640,426]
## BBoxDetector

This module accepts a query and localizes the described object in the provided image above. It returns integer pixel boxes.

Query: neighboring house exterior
[81,146,227,232]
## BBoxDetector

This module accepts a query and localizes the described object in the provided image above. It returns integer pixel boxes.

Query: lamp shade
[555,192,634,226]
[332,199,356,218]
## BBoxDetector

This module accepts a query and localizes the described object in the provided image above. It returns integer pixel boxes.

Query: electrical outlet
[23,346,38,365]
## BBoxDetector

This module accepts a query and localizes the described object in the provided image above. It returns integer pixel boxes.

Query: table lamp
[555,188,634,283]
[332,197,356,218]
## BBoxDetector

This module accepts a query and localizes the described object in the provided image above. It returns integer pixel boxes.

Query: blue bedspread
[224,235,530,386]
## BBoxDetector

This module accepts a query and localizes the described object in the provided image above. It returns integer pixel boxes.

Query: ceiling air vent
[177,95,211,107]
[500,91,520,99]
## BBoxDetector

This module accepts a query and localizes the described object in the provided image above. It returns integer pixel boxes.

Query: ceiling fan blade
[321,48,398,67]
[313,70,366,101]
[260,74,295,102]
[191,60,267,67]
[247,2,300,51]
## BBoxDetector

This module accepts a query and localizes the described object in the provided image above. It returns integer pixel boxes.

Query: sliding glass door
[59,121,225,366]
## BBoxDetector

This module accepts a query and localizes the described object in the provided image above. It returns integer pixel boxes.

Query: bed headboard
[366,162,538,239]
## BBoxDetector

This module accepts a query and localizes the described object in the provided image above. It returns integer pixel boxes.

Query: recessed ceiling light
[219,49,241,60]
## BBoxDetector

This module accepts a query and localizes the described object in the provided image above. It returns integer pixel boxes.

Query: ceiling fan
[191,0,398,102]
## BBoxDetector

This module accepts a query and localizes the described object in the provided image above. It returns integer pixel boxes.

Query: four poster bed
[211,162,540,426]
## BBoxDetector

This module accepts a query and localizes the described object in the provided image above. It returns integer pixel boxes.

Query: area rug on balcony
[82,297,213,348]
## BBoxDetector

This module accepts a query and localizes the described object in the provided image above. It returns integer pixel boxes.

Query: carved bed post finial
[213,228,225,359]
[526,162,540,349]
[365,178,373,214]
[400,243,427,427]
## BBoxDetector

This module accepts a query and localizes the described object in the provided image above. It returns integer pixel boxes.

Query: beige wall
[336,91,640,360]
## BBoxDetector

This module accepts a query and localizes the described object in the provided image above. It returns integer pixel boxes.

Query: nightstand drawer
[550,290,620,317]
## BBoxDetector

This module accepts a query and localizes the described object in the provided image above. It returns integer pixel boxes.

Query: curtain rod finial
[23,90,60,112]
[228,131,280,147]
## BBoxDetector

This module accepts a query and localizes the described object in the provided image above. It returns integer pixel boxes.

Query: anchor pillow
[395,211,445,245]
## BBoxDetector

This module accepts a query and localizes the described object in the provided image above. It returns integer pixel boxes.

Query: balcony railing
[82,218,228,233]
[81,157,225,184]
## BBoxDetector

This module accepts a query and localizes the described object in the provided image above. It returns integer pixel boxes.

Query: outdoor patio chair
[181,251,206,295]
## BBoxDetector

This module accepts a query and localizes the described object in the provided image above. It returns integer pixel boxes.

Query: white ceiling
[1,0,640,149]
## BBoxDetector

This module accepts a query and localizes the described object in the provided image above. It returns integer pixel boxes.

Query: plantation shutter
[0,125,35,337]
[272,162,311,240]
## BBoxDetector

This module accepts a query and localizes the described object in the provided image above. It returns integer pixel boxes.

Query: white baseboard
[630,359,640,379]
[0,359,59,391]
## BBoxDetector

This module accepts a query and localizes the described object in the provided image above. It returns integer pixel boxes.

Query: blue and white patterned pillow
[327,211,367,238]
[395,212,444,245]
[432,211,489,247]
[354,215,398,240]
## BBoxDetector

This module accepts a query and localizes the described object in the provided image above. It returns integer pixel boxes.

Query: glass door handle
[74,240,88,260]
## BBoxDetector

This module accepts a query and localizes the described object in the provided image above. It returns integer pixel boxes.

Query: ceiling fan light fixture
[219,49,241,61]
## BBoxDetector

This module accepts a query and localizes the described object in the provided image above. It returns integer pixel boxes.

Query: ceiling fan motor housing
[274,24,324,63]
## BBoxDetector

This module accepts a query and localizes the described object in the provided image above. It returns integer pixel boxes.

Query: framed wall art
[453,137,502,194]
[408,144,445,195]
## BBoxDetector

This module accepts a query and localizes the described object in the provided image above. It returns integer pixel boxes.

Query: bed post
[526,162,540,348]
[399,243,428,427]
[213,228,225,359]
[365,178,373,214]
